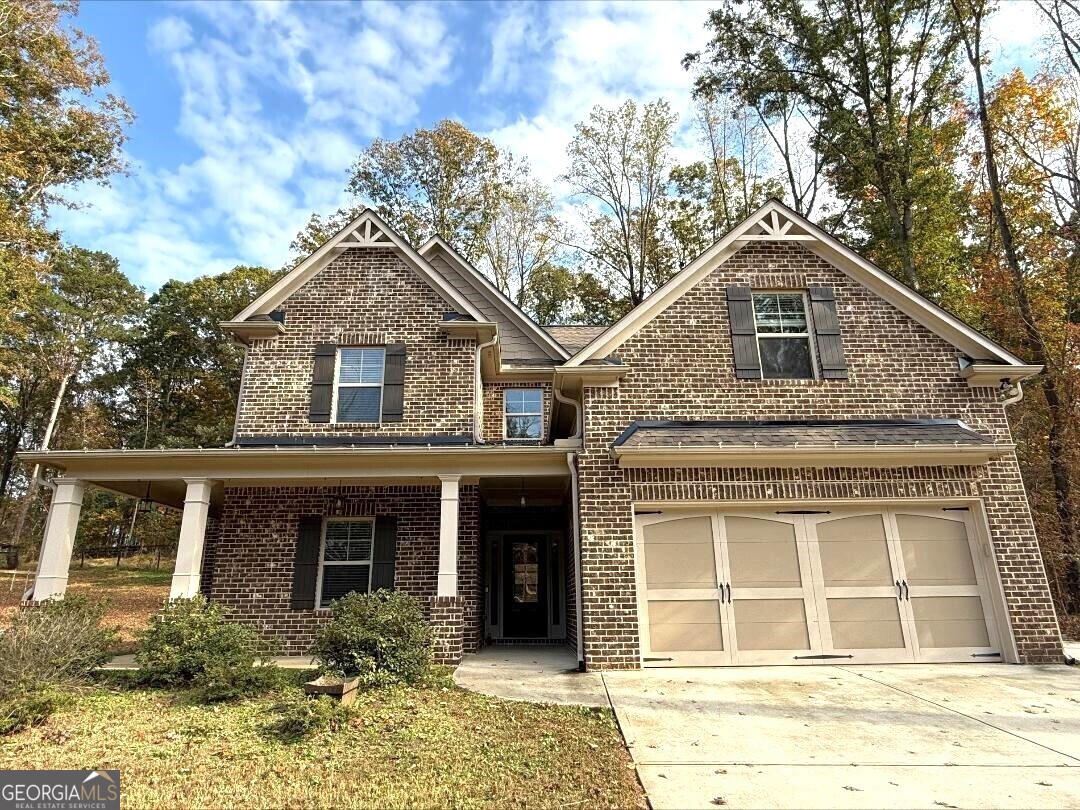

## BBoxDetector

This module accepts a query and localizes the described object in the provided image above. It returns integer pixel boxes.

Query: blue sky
[53,0,1044,292]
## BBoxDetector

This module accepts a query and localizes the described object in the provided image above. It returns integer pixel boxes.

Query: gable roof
[564,199,1029,369]
[231,209,488,324]
[418,236,569,361]
[543,325,608,353]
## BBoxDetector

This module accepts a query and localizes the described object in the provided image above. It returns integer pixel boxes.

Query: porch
[18,444,580,666]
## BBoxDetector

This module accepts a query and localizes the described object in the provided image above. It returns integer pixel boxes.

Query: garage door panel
[642,516,718,590]
[732,598,810,651]
[816,514,894,587]
[726,516,802,588]
[911,596,991,649]
[648,600,725,652]
[826,597,906,650]
[895,514,978,586]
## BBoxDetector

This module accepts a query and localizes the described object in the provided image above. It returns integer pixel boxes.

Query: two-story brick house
[22,200,1064,668]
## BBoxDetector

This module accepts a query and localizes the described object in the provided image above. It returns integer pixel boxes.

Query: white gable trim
[232,209,487,323]
[565,199,1027,368]
[419,236,569,361]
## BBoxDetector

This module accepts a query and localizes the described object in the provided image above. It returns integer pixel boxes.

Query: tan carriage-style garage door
[635,507,1004,667]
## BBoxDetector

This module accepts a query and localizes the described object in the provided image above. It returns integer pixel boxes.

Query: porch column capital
[170,478,216,599]
[437,476,461,598]
[32,478,87,601]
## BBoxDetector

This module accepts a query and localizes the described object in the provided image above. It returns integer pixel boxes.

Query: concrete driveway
[601,664,1080,809]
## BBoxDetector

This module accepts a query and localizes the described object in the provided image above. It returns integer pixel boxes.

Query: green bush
[269,689,352,739]
[0,597,116,735]
[311,590,431,686]
[135,596,282,701]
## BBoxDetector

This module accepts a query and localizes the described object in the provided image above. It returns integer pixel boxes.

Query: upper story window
[317,519,373,608]
[752,292,814,379]
[335,347,385,422]
[504,388,543,440]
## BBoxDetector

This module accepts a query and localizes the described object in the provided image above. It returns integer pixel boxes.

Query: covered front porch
[18,445,579,665]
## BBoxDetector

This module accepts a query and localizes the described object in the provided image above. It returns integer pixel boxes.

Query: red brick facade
[235,248,476,441]
[204,484,481,656]
[575,242,1061,668]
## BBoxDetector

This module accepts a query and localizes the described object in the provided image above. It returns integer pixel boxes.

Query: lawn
[0,558,172,651]
[0,677,646,809]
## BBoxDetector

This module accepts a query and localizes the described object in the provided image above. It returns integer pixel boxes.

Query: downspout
[552,385,583,441]
[473,333,499,443]
[1002,380,1024,406]
[566,451,585,670]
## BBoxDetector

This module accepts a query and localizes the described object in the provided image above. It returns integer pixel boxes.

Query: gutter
[566,451,585,670]
[474,332,499,443]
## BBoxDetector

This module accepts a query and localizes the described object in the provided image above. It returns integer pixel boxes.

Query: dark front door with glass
[503,533,548,638]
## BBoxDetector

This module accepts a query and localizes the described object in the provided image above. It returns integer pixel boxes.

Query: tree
[116,265,280,451]
[563,99,679,313]
[345,120,502,262]
[692,0,969,298]
[480,156,563,317]
[0,246,142,550]
[0,0,133,379]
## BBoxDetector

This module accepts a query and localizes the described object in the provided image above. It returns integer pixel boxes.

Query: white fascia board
[233,210,486,323]
[419,236,570,361]
[611,443,1015,469]
[960,363,1043,387]
[566,198,1028,368]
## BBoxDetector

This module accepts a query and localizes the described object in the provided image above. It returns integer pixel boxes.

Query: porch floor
[453,646,608,707]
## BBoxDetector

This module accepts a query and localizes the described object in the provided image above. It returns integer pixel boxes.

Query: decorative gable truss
[565,199,1041,386]
[220,209,493,344]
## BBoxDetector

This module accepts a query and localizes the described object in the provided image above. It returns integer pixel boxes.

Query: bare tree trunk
[10,371,72,560]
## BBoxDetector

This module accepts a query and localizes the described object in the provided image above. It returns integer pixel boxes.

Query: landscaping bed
[0,677,645,809]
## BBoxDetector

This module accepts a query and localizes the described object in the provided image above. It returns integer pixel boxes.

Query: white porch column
[437,475,461,597]
[170,478,214,599]
[32,478,86,601]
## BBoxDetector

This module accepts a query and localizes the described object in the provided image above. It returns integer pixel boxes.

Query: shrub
[312,590,431,686]
[0,597,116,735]
[136,596,281,701]
[269,689,352,739]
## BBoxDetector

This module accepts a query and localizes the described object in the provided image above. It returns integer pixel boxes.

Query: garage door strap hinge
[972,652,1001,658]
[643,657,674,662]
[775,510,831,515]
[793,654,854,660]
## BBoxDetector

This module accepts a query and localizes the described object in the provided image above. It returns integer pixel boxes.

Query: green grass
[0,677,645,809]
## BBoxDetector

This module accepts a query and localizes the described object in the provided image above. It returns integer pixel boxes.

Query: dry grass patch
[0,560,171,651]
[0,679,645,809]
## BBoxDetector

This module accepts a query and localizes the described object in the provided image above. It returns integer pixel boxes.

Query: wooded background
[1,0,1076,632]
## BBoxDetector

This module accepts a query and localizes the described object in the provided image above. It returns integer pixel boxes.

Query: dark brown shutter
[726,285,762,379]
[381,344,406,422]
[808,286,848,379]
[290,516,322,610]
[309,344,336,423]
[370,516,397,591]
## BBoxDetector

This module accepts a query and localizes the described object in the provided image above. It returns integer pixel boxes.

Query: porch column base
[430,595,464,665]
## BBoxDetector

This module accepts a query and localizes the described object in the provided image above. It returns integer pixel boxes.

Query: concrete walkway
[453,646,608,707]
[602,663,1080,809]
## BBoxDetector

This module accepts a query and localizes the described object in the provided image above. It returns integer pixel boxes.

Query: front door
[503,533,548,638]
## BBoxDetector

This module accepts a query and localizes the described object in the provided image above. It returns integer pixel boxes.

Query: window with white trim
[752,292,815,379]
[317,519,374,608]
[504,388,543,440]
[334,347,384,422]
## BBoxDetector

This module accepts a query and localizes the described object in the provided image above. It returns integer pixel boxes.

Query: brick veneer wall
[480,381,552,443]
[203,484,481,655]
[234,248,476,440]
[576,241,1061,669]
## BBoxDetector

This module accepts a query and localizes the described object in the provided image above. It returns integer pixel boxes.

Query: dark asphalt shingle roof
[542,325,608,353]
[613,419,994,449]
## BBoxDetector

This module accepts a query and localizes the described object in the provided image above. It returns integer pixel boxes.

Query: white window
[504,388,543,440]
[334,347,384,422]
[752,292,815,379]
[316,519,374,609]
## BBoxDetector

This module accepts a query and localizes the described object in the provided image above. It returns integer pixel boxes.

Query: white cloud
[55,0,458,289]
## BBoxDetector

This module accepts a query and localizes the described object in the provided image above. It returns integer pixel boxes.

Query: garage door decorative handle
[895,579,902,598]
[902,580,909,600]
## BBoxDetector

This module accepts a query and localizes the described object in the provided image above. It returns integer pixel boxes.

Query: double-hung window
[504,388,543,440]
[317,519,374,608]
[335,347,384,422]
[752,292,815,379]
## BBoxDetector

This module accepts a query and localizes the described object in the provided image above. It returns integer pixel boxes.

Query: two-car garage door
[635,506,1004,666]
